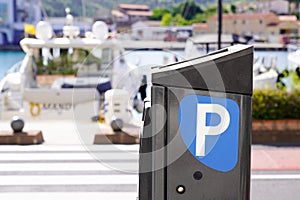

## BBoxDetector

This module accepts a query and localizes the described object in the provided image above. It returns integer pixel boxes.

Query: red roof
[267,20,300,27]
[141,20,161,27]
[127,11,152,16]
[193,23,208,29]
[278,15,298,22]
[209,13,278,20]
[118,4,149,10]
[111,10,125,18]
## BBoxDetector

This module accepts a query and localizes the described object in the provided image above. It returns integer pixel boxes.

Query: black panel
[152,45,253,95]
[165,87,251,200]
[139,45,253,200]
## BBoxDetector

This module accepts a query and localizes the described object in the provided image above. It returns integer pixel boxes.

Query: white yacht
[287,44,300,70]
[0,13,143,122]
[184,35,279,90]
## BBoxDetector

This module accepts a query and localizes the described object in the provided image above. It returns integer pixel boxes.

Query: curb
[252,120,300,145]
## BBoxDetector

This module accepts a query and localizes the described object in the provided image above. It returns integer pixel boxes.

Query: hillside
[41,0,249,18]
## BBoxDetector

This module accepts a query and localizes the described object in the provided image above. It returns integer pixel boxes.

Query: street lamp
[218,0,222,50]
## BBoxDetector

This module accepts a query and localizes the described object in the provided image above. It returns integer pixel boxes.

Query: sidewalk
[1,119,299,171]
[252,147,300,171]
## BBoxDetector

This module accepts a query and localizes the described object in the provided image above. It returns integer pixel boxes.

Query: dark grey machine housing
[139,45,253,200]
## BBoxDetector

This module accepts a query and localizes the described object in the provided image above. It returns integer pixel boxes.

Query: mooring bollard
[11,116,25,133]
[139,45,253,200]
[0,116,44,145]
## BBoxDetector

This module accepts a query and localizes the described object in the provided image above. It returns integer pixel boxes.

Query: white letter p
[196,104,230,157]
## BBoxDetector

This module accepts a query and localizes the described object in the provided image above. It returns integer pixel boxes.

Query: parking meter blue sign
[178,95,240,172]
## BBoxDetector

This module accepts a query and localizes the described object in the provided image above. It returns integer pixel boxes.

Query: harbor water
[0,51,25,79]
[0,49,289,79]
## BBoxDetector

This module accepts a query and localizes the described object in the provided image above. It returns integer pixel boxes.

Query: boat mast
[38,0,56,38]
[38,0,48,21]
[82,0,87,33]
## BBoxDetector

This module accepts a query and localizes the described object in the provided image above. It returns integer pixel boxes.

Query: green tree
[172,1,203,20]
[190,13,206,23]
[248,6,256,11]
[223,6,230,14]
[230,4,237,13]
[172,14,189,25]
[161,13,171,26]
[204,4,218,18]
[292,11,300,20]
[150,8,170,20]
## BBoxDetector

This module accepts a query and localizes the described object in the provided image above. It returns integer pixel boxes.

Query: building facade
[204,13,300,43]
[111,4,152,29]
[131,20,192,41]
[237,0,289,15]
[0,0,42,45]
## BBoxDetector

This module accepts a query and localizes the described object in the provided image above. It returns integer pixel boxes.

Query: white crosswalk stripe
[0,144,139,200]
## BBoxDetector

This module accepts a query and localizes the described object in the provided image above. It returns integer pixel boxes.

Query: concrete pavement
[0,119,300,199]
[1,118,298,171]
[252,146,300,171]
[1,119,300,163]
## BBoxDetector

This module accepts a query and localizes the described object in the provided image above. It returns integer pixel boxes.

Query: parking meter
[139,45,253,200]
